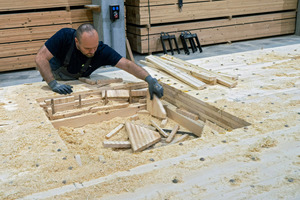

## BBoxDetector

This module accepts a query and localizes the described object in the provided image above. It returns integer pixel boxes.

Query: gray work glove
[145,75,163,100]
[48,80,73,94]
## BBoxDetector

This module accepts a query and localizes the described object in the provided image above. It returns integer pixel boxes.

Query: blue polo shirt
[45,28,122,77]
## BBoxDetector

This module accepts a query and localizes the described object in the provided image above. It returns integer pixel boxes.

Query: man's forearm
[116,58,150,81]
[36,58,55,83]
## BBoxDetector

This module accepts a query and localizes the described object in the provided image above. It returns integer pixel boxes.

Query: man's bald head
[75,23,99,58]
[76,23,97,42]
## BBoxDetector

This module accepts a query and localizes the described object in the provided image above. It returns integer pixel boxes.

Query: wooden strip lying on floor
[125,122,161,152]
[102,141,131,149]
[163,101,204,137]
[146,55,206,89]
[170,134,189,144]
[105,124,125,139]
[166,124,180,143]
[150,120,169,137]
[51,103,146,129]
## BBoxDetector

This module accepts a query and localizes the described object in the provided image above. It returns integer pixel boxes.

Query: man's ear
[75,37,79,45]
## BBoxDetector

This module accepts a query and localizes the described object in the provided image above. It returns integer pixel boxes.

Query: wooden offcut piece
[166,124,180,143]
[102,141,131,149]
[125,122,161,152]
[79,77,97,85]
[105,124,125,139]
[150,120,169,137]
[170,134,189,144]
[146,91,167,119]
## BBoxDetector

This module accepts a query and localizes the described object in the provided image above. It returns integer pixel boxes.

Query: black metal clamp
[180,31,203,55]
[160,32,180,55]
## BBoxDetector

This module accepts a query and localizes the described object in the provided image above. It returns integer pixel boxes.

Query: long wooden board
[126,0,297,25]
[0,0,92,12]
[51,104,146,129]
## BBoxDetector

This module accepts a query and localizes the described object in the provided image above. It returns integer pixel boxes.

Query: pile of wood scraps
[103,92,198,152]
[141,55,238,88]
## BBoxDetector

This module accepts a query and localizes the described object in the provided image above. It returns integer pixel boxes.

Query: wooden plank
[128,17,296,53]
[146,91,167,119]
[161,83,251,129]
[105,124,125,139]
[0,55,36,72]
[128,12,296,35]
[126,0,297,25]
[166,124,180,143]
[45,96,75,105]
[150,120,169,137]
[170,134,189,144]
[0,41,45,59]
[146,55,206,89]
[0,24,72,44]
[0,0,92,12]
[125,122,161,152]
[96,78,123,85]
[51,103,130,120]
[102,141,131,149]
[161,55,237,88]
[176,108,199,121]
[163,101,204,137]
[51,103,146,129]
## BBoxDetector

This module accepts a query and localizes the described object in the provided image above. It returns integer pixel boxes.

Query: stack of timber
[143,55,237,88]
[126,0,298,53]
[0,0,93,72]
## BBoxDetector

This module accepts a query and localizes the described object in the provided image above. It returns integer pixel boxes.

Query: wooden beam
[51,103,146,129]
[163,101,204,137]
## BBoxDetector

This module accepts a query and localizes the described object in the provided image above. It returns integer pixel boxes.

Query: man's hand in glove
[48,80,73,95]
[145,75,163,100]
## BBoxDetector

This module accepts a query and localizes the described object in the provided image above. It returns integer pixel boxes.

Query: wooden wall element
[0,1,92,72]
[161,82,251,130]
[126,0,298,54]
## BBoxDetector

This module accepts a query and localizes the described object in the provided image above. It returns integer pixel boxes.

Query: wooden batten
[51,103,146,129]
[103,141,131,149]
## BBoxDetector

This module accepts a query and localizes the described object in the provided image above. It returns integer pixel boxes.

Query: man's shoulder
[56,28,76,36]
